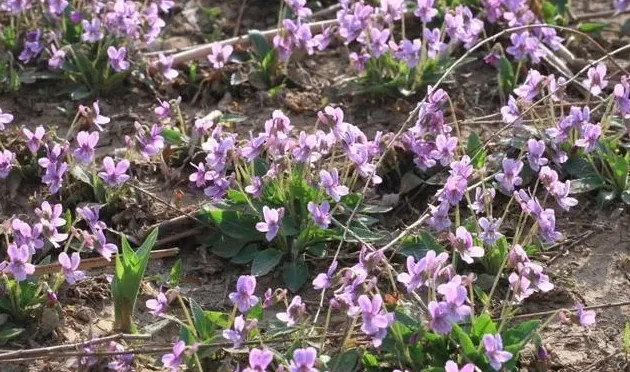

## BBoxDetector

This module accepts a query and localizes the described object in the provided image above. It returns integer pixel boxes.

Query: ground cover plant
[1,0,630,371]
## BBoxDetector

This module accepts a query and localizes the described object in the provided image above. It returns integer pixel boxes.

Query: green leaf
[251,249,283,276]
[624,322,630,354]
[564,157,599,178]
[331,349,359,372]
[282,261,308,293]
[162,128,186,145]
[621,190,630,205]
[452,324,476,356]
[471,314,497,338]
[230,244,260,264]
[466,131,487,169]
[209,234,248,258]
[219,113,248,123]
[610,155,629,190]
[248,30,272,59]
[621,18,630,37]
[190,298,213,340]
[168,259,182,287]
[70,165,92,185]
[399,232,443,258]
[498,56,515,94]
[502,320,540,346]
[578,22,608,36]
[570,177,605,193]
[361,353,379,367]
[202,207,260,241]
[248,304,264,321]
[0,328,24,340]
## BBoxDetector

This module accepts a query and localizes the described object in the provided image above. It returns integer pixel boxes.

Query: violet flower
[7,244,35,281]
[397,250,448,292]
[73,131,99,164]
[550,180,578,211]
[445,361,476,372]
[76,205,107,233]
[349,52,371,72]
[58,252,85,285]
[256,206,284,241]
[80,100,110,131]
[81,18,103,43]
[506,31,545,63]
[243,348,273,372]
[307,201,332,229]
[320,168,349,202]
[229,275,259,313]
[146,291,168,316]
[427,300,453,334]
[12,219,44,253]
[48,0,68,15]
[161,340,185,371]
[431,134,457,166]
[448,226,484,264]
[514,69,544,103]
[107,46,130,72]
[155,99,170,120]
[575,123,601,153]
[483,334,513,371]
[478,217,503,245]
[0,150,15,178]
[23,126,45,153]
[94,230,118,261]
[0,106,14,130]
[245,176,263,199]
[159,53,179,80]
[48,44,66,70]
[427,201,451,232]
[415,0,438,22]
[353,294,394,347]
[424,28,447,59]
[500,95,522,126]
[289,347,318,372]
[526,138,548,172]
[495,158,523,192]
[98,157,130,186]
[276,296,307,327]
[207,43,233,69]
[583,63,608,96]
[537,208,562,243]
[576,302,596,327]
[222,315,257,348]
[392,38,421,67]
[137,124,165,158]
[470,186,495,214]
[438,174,468,206]
[312,260,337,290]
[41,161,68,194]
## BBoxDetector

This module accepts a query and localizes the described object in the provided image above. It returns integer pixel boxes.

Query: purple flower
[576,302,596,327]
[537,208,562,243]
[483,334,513,371]
[509,270,535,302]
[506,31,545,63]
[42,161,68,194]
[98,157,130,186]
[353,294,394,347]
[583,63,608,96]
[437,275,472,322]
[241,176,263,199]
[428,300,453,334]
[207,43,233,69]
[277,296,307,327]
[73,131,99,164]
[229,275,259,313]
[287,348,318,372]
[137,124,165,157]
[415,0,438,22]
[427,201,452,232]
[448,226,484,264]
[445,361,475,372]
[550,180,578,211]
[575,123,601,153]
[349,52,371,72]
[161,340,185,371]
[243,348,273,372]
[107,341,134,371]
[392,38,421,67]
[35,201,68,247]
[76,205,107,233]
[514,69,544,103]
[93,230,118,261]
[379,0,404,23]
[155,99,170,120]
[548,74,567,102]
[526,138,548,172]
[312,260,337,290]
[23,126,45,154]
[286,0,312,18]
[19,29,43,63]
[146,291,168,316]
[80,100,110,131]
[495,158,523,192]
[478,217,503,246]
[81,18,103,43]
[223,315,257,348]
[501,95,522,126]
[107,46,130,72]
[397,250,448,292]
[70,10,82,23]
[616,0,630,11]
[159,0,175,12]
[12,219,44,253]
[425,28,447,59]
[255,206,284,241]
[159,53,179,80]
[470,186,495,214]
[58,252,85,285]
[0,106,14,130]
[48,44,66,70]
[7,244,35,281]
[307,201,332,229]
[431,135,457,166]
[320,168,349,202]
[438,174,468,206]
[359,27,390,57]
[0,150,15,178]
[47,0,68,15]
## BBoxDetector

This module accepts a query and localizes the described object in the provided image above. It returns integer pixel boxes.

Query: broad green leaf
[206,311,230,329]
[570,177,604,194]
[331,349,359,372]
[219,113,248,123]
[502,319,540,346]
[610,155,628,190]
[466,131,487,169]
[251,249,283,276]
[498,56,515,93]
[168,259,182,287]
[162,128,186,145]
[190,298,213,340]
[248,30,272,59]
[230,244,260,264]
[0,328,24,340]
[471,314,497,338]
[209,234,248,258]
[70,165,92,185]
[248,304,264,321]
[399,232,443,258]
[564,157,599,178]
[452,324,476,356]
[282,261,308,293]
[0,314,8,326]
[361,353,379,367]
[578,22,608,36]
[203,207,260,241]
